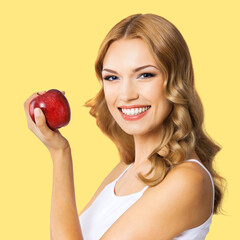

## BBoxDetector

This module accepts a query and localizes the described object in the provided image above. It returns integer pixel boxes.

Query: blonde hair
[84,13,226,214]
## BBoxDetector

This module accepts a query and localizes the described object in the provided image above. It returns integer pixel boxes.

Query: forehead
[102,38,157,69]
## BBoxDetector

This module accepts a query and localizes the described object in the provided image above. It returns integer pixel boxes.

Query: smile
[118,106,151,121]
[120,106,151,116]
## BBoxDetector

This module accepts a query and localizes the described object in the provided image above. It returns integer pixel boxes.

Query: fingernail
[34,108,41,117]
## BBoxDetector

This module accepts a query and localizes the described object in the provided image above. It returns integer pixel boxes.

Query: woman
[24,13,226,240]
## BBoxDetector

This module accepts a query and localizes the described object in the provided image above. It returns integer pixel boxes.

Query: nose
[119,78,139,102]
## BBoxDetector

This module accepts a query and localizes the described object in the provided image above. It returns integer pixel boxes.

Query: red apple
[29,89,71,131]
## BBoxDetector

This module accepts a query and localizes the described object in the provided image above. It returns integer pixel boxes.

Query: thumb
[34,108,50,135]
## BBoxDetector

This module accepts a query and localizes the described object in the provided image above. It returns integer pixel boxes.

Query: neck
[132,129,163,168]
[132,130,200,169]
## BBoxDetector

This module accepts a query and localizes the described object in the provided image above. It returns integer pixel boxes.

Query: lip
[118,105,151,109]
[118,106,151,121]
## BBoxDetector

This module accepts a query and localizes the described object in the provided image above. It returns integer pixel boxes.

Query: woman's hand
[24,91,70,154]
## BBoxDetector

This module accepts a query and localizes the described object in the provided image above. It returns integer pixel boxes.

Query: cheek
[145,82,172,115]
[156,96,173,121]
[142,80,164,102]
[103,85,117,109]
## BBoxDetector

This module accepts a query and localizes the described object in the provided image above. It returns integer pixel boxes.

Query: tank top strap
[140,185,149,193]
[184,159,215,213]
[114,163,133,182]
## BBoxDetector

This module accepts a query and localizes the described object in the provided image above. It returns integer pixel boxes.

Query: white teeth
[121,106,150,116]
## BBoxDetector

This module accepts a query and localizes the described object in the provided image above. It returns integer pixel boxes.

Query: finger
[24,91,46,110]
[24,93,39,126]
[37,91,47,96]
[24,93,38,110]
[24,91,47,131]
[34,108,53,138]
[24,91,47,118]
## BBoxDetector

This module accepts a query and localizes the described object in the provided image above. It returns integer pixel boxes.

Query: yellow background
[0,0,239,239]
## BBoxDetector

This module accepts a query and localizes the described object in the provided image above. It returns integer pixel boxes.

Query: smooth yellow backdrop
[0,0,239,239]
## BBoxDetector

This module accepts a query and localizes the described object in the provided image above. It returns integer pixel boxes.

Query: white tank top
[79,159,215,240]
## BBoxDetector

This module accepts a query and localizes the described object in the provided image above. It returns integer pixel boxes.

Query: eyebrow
[102,64,159,74]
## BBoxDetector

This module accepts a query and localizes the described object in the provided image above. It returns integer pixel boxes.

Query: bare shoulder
[78,161,130,216]
[172,159,214,208]
[100,160,213,240]
[159,160,213,222]
[147,160,213,233]
[163,160,213,215]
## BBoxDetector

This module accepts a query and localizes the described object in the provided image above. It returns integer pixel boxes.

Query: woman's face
[102,38,172,137]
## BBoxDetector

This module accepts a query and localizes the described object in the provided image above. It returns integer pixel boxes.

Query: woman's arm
[24,91,83,240]
[100,162,213,240]
[50,147,83,240]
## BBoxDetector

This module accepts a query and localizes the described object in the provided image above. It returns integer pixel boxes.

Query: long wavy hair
[84,13,226,214]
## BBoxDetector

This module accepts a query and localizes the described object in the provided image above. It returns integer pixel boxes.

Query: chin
[119,125,151,136]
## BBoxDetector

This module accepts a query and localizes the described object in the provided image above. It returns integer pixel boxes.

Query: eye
[103,75,119,81]
[139,73,155,79]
